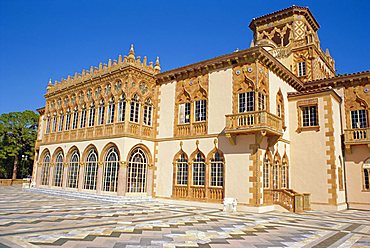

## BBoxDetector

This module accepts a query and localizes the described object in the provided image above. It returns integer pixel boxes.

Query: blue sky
[0,0,369,114]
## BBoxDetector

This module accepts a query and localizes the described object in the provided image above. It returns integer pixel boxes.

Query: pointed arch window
[272,159,279,189]
[72,107,78,129]
[58,112,64,132]
[80,106,87,128]
[107,97,115,124]
[363,158,370,191]
[351,110,368,129]
[194,99,206,122]
[179,102,191,124]
[41,154,50,185]
[258,92,266,111]
[98,100,105,125]
[192,153,205,186]
[88,102,95,127]
[281,157,288,188]
[67,151,79,188]
[53,153,64,187]
[117,94,126,122]
[143,99,153,126]
[65,109,71,130]
[239,91,255,113]
[130,94,140,123]
[51,114,57,132]
[127,148,148,193]
[176,153,188,186]
[45,115,51,134]
[102,147,119,192]
[84,149,98,190]
[210,151,224,187]
[263,155,270,189]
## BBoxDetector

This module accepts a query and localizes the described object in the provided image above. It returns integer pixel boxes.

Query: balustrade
[263,189,309,213]
[172,185,223,202]
[344,128,370,143]
[225,111,282,136]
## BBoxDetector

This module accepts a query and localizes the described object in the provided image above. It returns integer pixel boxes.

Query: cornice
[304,71,370,89]
[36,107,45,115]
[288,86,342,103]
[156,47,304,91]
[249,6,320,32]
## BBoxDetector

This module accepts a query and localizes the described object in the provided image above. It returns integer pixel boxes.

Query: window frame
[238,91,255,113]
[178,102,191,124]
[297,61,307,77]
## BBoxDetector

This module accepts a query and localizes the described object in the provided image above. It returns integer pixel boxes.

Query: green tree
[0,110,39,179]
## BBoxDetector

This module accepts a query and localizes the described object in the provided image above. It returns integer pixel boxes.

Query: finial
[128,44,135,61]
[250,40,255,48]
[325,48,330,57]
[214,139,218,148]
[154,56,161,71]
[180,141,183,149]
[196,140,199,149]
[143,56,147,66]
[118,54,122,63]
[48,78,52,85]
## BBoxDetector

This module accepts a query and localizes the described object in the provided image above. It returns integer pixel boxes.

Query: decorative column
[188,162,193,199]
[205,161,210,200]
[62,162,68,189]
[78,163,85,191]
[48,163,54,187]
[117,161,127,196]
[96,161,104,194]
[124,98,131,132]
[146,164,154,196]
[35,163,42,187]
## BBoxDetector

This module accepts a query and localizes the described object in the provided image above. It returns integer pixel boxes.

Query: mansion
[32,6,370,212]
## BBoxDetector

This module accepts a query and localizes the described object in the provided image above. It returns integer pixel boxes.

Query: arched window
[192,152,205,186]
[363,158,370,190]
[176,153,188,186]
[80,106,87,128]
[72,107,78,129]
[98,100,105,125]
[143,99,153,126]
[58,112,64,132]
[130,94,140,123]
[102,147,119,192]
[210,151,224,187]
[84,149,98,190]
[88,102,95,127]
[65,109,71,130]
[107,97,115,124]
[117,94,126,122]
[41,154,50,185]
[51,113,57,132]
[281,157,288,188]
[273,159,279,189]
[263,154,270,189]
[67,151,80,188]
[45,115,51,134]
[276,90,285,128]
[127,148,148,193]
[238,91,255,113]
[53,153,64,187]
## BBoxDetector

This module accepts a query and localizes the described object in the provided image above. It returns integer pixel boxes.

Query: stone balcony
[344,128,370,152]
[42,122,154,145]
[225,111,283,144]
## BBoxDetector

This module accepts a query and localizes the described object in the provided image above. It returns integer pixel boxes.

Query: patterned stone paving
[0,187,369,248]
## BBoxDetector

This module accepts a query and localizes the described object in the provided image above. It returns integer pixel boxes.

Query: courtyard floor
[0,187,369,248]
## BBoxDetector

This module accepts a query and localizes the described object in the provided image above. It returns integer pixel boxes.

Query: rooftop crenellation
[46,44,160,95]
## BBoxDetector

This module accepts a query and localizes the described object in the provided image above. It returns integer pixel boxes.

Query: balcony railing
[344,128,370,144]
[41,122,154,144]
[175,122,207,137]
[225,111,283,136]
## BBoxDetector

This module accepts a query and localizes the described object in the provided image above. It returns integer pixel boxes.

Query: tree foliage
[0,110,39,178]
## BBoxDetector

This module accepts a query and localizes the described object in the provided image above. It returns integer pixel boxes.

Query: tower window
[298,61,306,77]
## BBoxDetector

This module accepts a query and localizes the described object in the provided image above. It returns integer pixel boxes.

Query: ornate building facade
[32,6,370,211]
